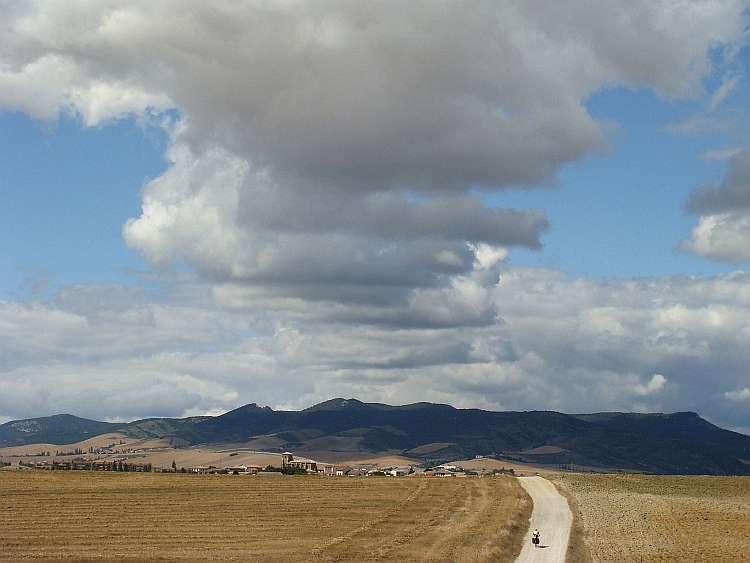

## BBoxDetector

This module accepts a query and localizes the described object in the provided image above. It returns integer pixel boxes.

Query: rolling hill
[2,399,749,475]
[0,414,124,446]
[168,399,750,475]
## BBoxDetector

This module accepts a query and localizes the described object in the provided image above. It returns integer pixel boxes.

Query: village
[9,451,515,478]
[0,429,542,480]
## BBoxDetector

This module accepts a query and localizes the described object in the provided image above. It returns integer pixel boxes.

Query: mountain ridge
[2,399,749,475]
[0,414,125,447]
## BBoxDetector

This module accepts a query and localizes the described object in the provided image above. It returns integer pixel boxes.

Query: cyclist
[532,528,541,547]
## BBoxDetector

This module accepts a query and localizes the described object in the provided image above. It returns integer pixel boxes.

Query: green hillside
[119,416,210,440]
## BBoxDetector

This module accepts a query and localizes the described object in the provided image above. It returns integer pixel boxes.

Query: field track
[0,471,530,562]
[514,477,571,563]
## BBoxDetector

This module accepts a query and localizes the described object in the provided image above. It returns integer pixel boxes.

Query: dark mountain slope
[4,400,749,475]
[172,399,750,475]
[175,403,297,444]
[120,416,210,440]
[0,414,124,446]
[576,412,750,452]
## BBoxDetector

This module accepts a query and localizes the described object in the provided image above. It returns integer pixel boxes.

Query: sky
[2,1,750,434]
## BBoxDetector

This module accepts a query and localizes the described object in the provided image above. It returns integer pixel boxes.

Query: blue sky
[2,1,750,434]
[1,112,169,296]
[490,86,742,278]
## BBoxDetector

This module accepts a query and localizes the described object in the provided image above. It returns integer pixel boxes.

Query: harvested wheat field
[0,471,530,563]
[554,474,750,563]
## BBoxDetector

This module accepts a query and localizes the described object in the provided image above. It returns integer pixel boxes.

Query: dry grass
[0,471,529,563]
[550,479,592,563]
[554,474,750,563]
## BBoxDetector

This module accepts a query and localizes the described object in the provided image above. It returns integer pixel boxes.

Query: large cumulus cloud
[121,141,543,315]
[2,0,747,311]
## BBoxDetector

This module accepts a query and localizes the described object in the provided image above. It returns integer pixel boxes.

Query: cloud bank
[3,269,750,434]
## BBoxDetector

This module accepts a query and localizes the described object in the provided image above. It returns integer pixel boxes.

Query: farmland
[0,471,530,562]
[554,474,750,563]
[5,469,749,562]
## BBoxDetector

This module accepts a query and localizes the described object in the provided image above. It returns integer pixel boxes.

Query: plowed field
[0,471,530,563]
[554,474,750,563]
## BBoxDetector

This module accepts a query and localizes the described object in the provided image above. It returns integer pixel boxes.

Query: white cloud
[709,71,740,111]
[679,211,750,263]
[0,54,172,124]
[473,244,509,269]
[123,142,249,273]
[2,269,750,432]
[682,149,750,263]
[725,388,750,402]
[634,374,667,396]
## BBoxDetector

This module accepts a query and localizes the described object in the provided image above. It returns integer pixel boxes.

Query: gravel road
[515,476,572,563]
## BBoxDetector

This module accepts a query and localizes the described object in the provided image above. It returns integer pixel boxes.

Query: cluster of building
[281,453,473,477]
[177,464,264,475]
[19,459,152,471]
[156,454,478,477]
[6,452,499,477]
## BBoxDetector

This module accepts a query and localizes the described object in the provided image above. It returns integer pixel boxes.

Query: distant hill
[3,400,749,475]
[575,411,750,450]
[0,414,124,446]
[0,413,207,447]
[119,416,210,440]
[170,399,750,475]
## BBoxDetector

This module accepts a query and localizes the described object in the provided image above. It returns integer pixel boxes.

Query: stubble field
[554,474,750,563]
[0,471,530,563]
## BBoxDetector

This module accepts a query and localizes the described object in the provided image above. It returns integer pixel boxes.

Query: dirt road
[515,476,572,563]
